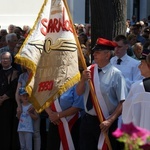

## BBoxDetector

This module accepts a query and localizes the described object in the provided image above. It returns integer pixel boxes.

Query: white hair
[5,33,17,43]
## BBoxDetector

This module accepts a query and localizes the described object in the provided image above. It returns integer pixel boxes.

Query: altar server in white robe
[122,49,150,130]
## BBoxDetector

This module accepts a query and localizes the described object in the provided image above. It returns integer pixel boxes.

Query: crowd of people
[0,14,150,150]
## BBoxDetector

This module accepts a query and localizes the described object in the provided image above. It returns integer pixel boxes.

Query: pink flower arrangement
[112,122,150,150]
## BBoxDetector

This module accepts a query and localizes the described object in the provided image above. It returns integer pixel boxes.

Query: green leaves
[112,123,150,150]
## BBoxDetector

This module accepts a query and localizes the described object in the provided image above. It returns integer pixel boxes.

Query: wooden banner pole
[63,0,112,149]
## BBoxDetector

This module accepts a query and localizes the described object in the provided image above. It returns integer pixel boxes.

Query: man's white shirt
[111,54,143,91]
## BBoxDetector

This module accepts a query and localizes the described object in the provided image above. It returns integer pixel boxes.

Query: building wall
[127,0,150,21]
[127,0,134,20]
[67,0,85,24]
[0,0,85,30]
[0,0,149,30]
[147,0,150,18]
[0,0,43,29]
[140,0,147,20]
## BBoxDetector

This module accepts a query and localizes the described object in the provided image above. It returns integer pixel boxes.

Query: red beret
[92,38,118,51]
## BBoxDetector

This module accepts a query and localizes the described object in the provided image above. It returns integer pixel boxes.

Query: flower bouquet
[112,123,150,150]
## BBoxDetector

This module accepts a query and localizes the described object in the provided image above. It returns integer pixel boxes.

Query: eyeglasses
[1,58,10,61]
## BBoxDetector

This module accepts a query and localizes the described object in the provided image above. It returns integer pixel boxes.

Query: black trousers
[79,113,123,150]
[46,118,81,150]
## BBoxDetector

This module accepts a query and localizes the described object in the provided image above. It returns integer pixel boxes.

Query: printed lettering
[47,7,73,33]
[38,81,54,92]
[40,18,48,36]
